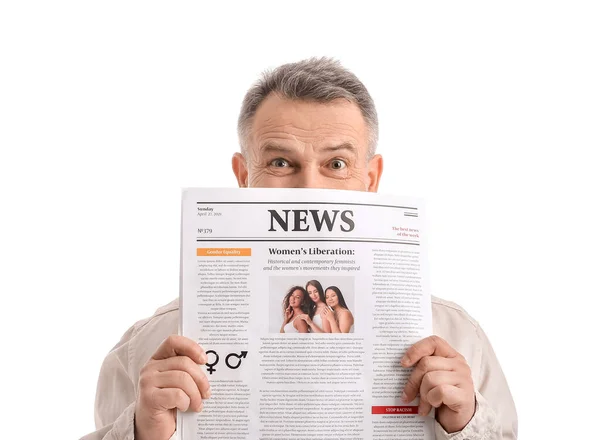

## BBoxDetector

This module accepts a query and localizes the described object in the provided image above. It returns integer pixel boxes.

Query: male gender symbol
[225,351,248,369]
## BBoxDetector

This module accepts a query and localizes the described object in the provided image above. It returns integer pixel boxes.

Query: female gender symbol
[205,350,219,374]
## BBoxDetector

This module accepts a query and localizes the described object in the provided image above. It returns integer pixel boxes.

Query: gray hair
[237,57,379,158]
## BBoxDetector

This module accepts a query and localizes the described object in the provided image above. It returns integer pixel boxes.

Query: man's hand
[401,335,475,433]
[134,335,210,440]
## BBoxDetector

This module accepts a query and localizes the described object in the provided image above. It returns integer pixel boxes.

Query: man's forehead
[250,94,368,143]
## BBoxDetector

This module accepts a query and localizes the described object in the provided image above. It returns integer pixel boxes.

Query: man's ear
[232,152,249,187]
[367,154,384,192]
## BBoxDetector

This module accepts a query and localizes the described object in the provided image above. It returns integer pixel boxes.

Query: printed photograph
[268,276,355,334]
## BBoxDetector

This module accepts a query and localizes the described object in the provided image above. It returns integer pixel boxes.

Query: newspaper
[179,188,434,439]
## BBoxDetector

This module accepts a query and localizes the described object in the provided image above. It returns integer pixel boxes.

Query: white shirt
[80,296,518,440]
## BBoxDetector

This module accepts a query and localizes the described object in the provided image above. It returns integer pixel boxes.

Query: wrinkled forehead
[248,94,369,154]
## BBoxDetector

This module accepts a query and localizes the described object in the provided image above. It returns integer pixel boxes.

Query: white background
[268,276,355,333]
[1,1,599,439]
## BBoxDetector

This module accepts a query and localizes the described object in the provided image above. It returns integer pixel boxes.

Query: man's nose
[293,167,326,189]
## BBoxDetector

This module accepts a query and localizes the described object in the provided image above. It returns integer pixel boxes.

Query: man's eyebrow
[258,141,358,154]
[258,143,297,154]
[318,142,358,154]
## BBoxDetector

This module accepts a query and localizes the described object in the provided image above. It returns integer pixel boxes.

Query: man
[82,57,517,440]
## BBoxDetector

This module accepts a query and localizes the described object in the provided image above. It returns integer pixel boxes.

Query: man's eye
[270,158,290,168]
[329,159,347,170]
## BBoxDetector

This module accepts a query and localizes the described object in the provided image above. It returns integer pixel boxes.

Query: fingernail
[400,356,409,366]
[199,353,207,364]
[205,388,211,399]
[401,391,409,403]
